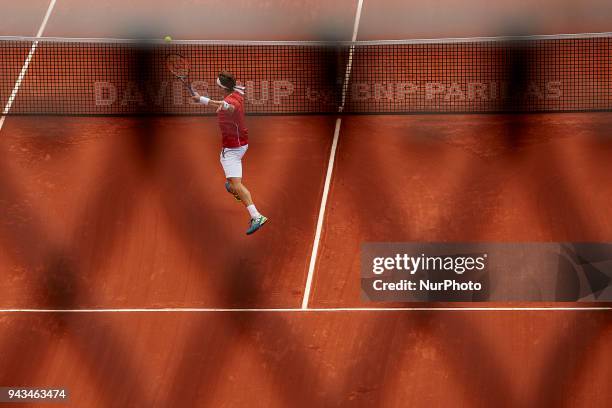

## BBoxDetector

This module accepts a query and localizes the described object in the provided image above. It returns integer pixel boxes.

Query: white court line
[0,307,609,313]
[301,0,365,309]
[0,0,57,131]
[339,0,363,110]
[301,119,341,308]
[351,0,364,42]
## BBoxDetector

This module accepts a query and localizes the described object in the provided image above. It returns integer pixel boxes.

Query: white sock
[246,204,261,220]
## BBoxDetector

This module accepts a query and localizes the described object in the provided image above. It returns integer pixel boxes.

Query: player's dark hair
[218,71,236,89]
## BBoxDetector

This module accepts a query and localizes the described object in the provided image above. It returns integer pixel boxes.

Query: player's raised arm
[192,92,235,112]
[191,91,209,105]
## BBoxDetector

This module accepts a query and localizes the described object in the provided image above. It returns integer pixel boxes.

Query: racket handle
[180,77,196,96]
[187,84,196,97]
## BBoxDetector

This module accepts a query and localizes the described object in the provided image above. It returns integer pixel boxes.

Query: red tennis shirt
[217,92,248,148]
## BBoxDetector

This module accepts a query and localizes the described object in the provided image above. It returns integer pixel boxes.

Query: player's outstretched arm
[192,93,235,113]
[192,92,210,105]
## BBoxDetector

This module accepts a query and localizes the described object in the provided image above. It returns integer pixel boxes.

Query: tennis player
[192,72,268,235]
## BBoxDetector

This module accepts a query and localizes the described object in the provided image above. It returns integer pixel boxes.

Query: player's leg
[220,146,267,234]
[228,177,253,206]
[221,147,244,201]
[225,180,241,201]
[229,177,267,231]
[221,146,250,203]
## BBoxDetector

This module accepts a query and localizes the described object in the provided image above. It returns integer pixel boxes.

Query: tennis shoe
[246,215,268,235]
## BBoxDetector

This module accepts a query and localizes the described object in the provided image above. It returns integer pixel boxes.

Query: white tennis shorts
[220,145,248,179]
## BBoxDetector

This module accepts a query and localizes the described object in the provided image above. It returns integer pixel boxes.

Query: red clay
[2,2,612,407]
[0,311,609,407]
[0,116,334,308]
[312,113,612,307]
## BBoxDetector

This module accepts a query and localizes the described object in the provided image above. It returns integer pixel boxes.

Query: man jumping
[192,72,268,235]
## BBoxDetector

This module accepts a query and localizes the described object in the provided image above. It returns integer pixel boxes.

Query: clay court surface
[0,1,611,407]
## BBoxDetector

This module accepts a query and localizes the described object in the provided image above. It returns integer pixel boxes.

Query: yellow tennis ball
[164,35,173,42]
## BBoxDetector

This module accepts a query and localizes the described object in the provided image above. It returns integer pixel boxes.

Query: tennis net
[1,33,611,115]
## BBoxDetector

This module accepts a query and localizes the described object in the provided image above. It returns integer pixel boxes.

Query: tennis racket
[165,53,196,96]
